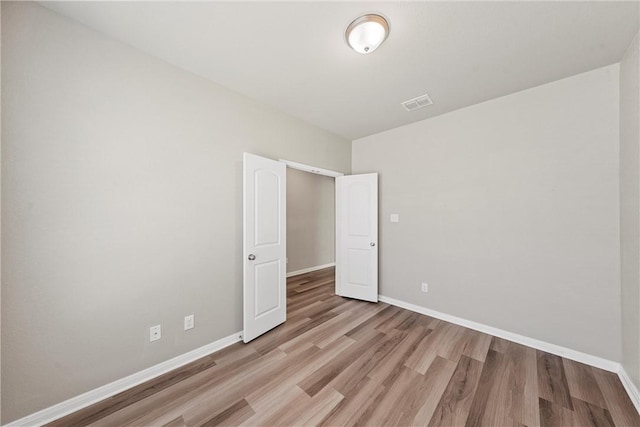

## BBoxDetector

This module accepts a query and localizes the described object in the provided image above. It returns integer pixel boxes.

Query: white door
[243,153,286,343]
[335,173,378,302]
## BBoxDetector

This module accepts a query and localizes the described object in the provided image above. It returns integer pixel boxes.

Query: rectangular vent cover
[401,92,433,111]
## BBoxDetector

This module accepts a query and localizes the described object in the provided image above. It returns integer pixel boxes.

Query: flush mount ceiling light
[345,14,390,54]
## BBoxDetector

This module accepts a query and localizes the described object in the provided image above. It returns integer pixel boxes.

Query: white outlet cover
[150,325,161,342]
[390,214,399,223]
[421,283,428,292]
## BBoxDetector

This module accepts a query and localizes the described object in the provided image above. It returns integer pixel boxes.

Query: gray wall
[353,65,621,361]
[286,168,335,274]
[1,2,350,423]
[620,32,640,389]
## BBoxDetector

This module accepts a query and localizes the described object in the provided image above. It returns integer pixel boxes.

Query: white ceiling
[41,1,639,141]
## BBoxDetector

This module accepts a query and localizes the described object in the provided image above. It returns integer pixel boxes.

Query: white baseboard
[5,331,243,427]
[378,295,620,373]
[286,262,335,278]
[618,366,640,414]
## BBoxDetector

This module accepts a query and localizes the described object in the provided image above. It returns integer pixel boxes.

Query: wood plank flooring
[48,267,639,426]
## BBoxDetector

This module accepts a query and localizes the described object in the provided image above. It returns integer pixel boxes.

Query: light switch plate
[390,214,399,223]
[184,315,194,331]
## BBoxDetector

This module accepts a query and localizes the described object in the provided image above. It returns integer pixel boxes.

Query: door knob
[248,254,256,261]
[370,242,376,247]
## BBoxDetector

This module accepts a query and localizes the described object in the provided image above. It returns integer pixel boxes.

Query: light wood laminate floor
[49,267,639,427]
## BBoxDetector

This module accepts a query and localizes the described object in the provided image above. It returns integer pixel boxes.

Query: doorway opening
[285,163,338,314]
[242,153,377,343]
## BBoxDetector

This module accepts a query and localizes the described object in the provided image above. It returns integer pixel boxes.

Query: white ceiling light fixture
[345,14,390,54]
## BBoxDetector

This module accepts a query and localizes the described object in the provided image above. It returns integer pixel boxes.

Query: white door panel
[336,173,378,302]
[243,153,286,342]
[254,260,281,316]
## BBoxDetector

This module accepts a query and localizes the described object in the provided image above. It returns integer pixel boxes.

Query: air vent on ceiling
[401,92,434,112]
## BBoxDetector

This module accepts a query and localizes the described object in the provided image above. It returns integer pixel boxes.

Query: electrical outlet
[150,325,161,342]
[421,283,429,293]
[390,214,400,223]
[184,314,195,331]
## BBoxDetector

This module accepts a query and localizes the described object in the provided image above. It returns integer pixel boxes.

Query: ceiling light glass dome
[346,14,390,54]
